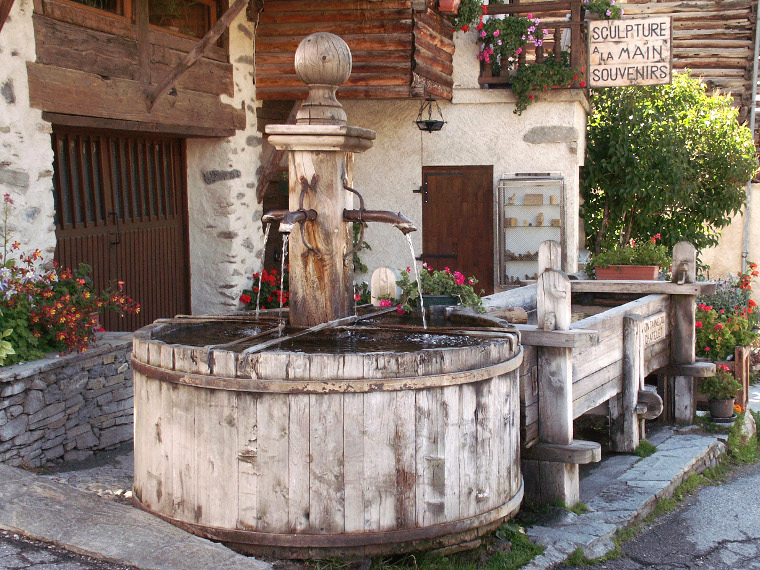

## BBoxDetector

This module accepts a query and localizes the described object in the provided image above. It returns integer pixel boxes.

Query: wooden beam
[511,325,599,349]
[136,0,150,85]
[0,0,14,34]
[28,62,245,132]
[41,112,236,138]
[256,100,301,203]
[661,362,716,378]
[522,440,601,464]
[570,280,717,296]
[146,0,250,110]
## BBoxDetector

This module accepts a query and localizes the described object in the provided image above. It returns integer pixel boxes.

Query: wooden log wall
[28,0,244,137]
[621,0,756,126]
[253,0,454,100]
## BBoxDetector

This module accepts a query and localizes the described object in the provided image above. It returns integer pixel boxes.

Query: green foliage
[353,281,371,305]
[585,235,671,278]
[479,15,531,75]
[511,54,582,114]
[450,0,486,30]
[634,439,657,458]
[727,411,760,464]
[582,0,623,19]
[0,328,15,366]
[397,265,485,313]
[352,222,371,275]
[699,364,742,400]
[580,73,758,255]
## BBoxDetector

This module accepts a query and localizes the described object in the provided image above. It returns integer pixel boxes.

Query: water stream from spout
[279,233,289,334]
[255,223,272,318]
[405,234,427,329]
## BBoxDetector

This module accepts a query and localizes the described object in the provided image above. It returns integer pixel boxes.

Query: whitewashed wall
[186,15,263,314]
[0,0,56,260]
[344,30,588,288]
[700,183,760,300]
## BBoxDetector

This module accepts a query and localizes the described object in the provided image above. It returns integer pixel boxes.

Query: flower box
[594,265,660,281]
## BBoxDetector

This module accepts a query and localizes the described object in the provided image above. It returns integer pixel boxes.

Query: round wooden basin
[131,321,524,558]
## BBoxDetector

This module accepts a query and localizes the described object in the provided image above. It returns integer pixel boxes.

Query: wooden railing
[477,0,586,88]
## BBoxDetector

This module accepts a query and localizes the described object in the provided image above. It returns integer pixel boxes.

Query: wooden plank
[661,362,716,377]
[252,393,289,532]
[33,14,140,80]
[170,383,197,522]
[394,389,416,528]
[27,62,245,132]
[195,387,238,528]
[671,242,697,424]
[42,111,235,138]
[309,393,345,533]
[459,382,478,519]
[151,43,234,97]
[343,391,364,533]
[286,393,310,533]
[570,280,715,295]
[416,387,445,526]
[236,392,258,530]
[147,0,249,109]
[573,373,623,419]
[522,440,602,464]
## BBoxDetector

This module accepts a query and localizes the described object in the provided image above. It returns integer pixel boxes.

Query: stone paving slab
[524,428,726,569]
[0,464,272,570]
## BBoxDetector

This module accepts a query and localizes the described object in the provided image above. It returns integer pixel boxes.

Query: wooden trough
[489,241,716,505]
[131,323,524,558]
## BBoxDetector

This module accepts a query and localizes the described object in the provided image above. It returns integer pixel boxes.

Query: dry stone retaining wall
[0,334,133,468]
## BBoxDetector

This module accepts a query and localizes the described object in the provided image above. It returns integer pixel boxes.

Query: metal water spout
[343,209,417,235]
[262,208,318,234]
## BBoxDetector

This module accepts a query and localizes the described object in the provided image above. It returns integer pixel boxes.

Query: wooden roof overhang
[253,0,455,101]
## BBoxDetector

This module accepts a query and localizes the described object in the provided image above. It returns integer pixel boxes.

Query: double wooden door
[421,166,494,295]
[52,127,190,331]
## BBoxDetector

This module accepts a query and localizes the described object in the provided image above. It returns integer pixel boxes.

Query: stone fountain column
[266,33,375,327]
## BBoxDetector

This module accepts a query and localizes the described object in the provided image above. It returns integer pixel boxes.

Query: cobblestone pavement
[0,529,134,569]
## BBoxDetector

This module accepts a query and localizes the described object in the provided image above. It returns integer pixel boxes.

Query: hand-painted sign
[588,16,671,88]
[641,311,668,347]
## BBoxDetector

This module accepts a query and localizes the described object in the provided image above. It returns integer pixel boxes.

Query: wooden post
[265,33,375,327]
[670,242,697,424]
[534,268,578,505]
[610,315,643,452]
[538,240,561,275]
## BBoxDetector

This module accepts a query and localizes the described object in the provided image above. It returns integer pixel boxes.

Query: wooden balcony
[253,0,455,100]
[477,1,587,89]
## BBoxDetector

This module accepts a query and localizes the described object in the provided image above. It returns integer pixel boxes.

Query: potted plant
[695,263,759,409]
[699,364,742,419]
[397,264,485,313]
[586,235,671,280]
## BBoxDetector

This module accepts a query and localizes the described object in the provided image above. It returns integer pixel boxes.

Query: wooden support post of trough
[670,242,697,424]
[610,314,643,452]
[526,260,582,505]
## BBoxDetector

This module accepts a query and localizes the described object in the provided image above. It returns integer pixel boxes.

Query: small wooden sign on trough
[588,16,672,88]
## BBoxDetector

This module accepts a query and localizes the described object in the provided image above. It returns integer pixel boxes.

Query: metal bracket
[343,179,366,267]
[298,175,320,258]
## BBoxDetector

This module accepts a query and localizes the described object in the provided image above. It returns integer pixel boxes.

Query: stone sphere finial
[294,33,352,126]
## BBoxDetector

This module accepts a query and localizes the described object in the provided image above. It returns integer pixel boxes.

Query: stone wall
[0,334,133,468]
[0,0,57,259]
[186,14,264,315]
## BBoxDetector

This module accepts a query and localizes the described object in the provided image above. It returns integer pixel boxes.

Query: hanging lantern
[415,97,446,132]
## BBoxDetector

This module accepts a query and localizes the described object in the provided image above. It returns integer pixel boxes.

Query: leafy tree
[580,73,758,255]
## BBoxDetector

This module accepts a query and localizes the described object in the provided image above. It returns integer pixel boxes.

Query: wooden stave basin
[131,321,524,558]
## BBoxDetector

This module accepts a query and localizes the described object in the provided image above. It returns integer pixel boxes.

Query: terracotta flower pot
[595,265,659,280]
[708,398,735,419]
[438,0,462,14]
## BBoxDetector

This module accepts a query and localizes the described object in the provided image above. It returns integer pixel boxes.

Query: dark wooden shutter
[52,127,190,331]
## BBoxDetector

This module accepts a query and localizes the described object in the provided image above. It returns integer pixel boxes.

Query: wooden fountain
[131,33,524,559]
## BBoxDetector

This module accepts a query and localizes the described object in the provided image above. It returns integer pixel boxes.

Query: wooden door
[421,166,494,295]
[52,127,190,331]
